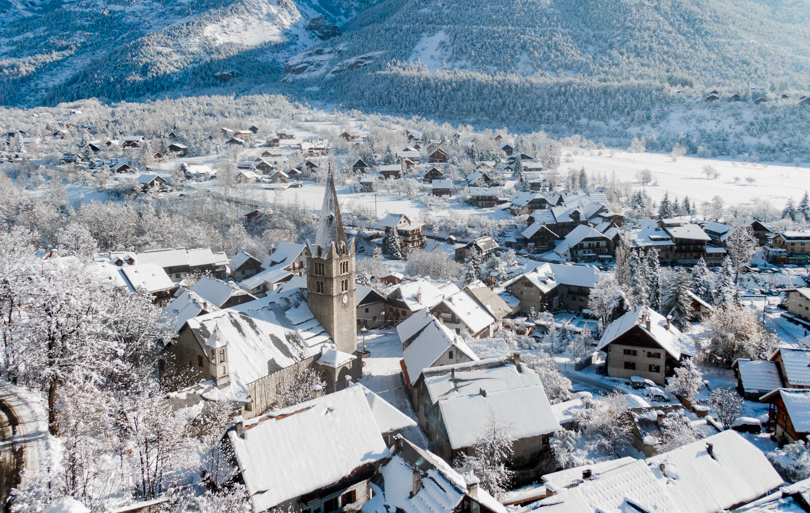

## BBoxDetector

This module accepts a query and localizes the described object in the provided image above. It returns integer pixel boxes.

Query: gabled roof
[229,386,389,512]
[162,290,220,333]
[388,280,454,313]
[402,316,478,385]
[262,242,305,270]
[548,264,597,288]
[238,267,293,293]
[464,281,513,320]
[356,284,386,306]
[512,263,557,294]
[554,225,610,256]
[732,359,782,393]
[358,384,416,435]
[432,179,452,189]
[229,250,260,271]
[191,276,254,308]
[522,221,560,240]
[440,290,496,334]
[770,347,810,387]
[468,187,501,197]
[761,389,810,432]
[664,224,712,242]
[597,307,696,359]
[120,263,174,293]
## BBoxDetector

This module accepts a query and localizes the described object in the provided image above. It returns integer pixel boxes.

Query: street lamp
[360,327,368,353]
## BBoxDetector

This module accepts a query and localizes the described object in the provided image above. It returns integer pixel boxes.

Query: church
[160,167,363,417]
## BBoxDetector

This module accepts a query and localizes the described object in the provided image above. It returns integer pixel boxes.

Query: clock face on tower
[342,294,348,304]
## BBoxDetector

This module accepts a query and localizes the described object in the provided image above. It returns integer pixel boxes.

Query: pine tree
[783,198,798,221]
[799,192,810,221]
[662,269,694,330]
[645,249,662,311]
[387,228,403,260]
[614,237,633,291]
[715,257,738,307]
[671,196,681,216]
[691,257,715,305]
[578,167,588,192]
[629,250,650,307]
[465,251,483,284]
[682,196,692,216]
[658,192,672,219]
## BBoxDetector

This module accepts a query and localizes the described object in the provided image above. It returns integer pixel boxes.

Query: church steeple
[314,163,347,253]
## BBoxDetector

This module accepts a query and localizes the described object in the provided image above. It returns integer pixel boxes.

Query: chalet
[751,220,772,246]
[659,222,712,264]
[412,356,559,485]
[152,152,164,162]
[396,148,421,166]
[686,291,713,320]
[762,388,810,444]
[356,285,386,330]
[466,169,494,187]
[597,307,696,386]
[379,164,402,179]
[297,159,320,174]
[468,187,501,208]
[534,431,783,513]
[464,281,514,322]
[431,179,452,197]
[423,167,444,182]
[521,223,561,253]
[550,225,612,262]
[226,386,391,512]
[118,263,175,304]
[755,97,769,104]
[428,147,448,163]
[229,251,264,281]
[769,347,810,389]
[454,236,498,262]
[265,137,281,147]
[254,159,276,174]
[430,289,498,338]
[380,214,426,253]
[244,210,270,227]
[505,263,558,314]
[366,436,507,513]
[359,176,379,192]
[730,93,741,102]
[88,143,102,153]
[261,241,307,275]
[399,312,479,386]
[277,129,295,139]
[136,174,168,192]
[301,141,330,157]
[702,221,734,247]
[498,143,514,155]
[767,231,810,264]
[508,191,562,216]
[267,170,289,183]
[225,137,245,146]
[380,272,404,286]
[184,164,216,181]
[118,247,229,281]
[732,359,782,401]
[190,276,256,309]
[405,130,423,143]
[248,126,259,134]
[385,280,455,324]
[705,94,720,102]
[340,131,364,142]
[352,158,369,173]
[234,130,252,140]
[122,136,143,148]
[113,163,131,173]
[548,264,596,312]
[235,171,260,184]
[491,134,504,142]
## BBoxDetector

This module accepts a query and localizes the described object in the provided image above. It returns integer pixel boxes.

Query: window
[448,350,454,359]
[341,490,357,506]
[623,349,637,356]
[197,355,204,368]
[365,308,369,313]
[647,351,662,359]
[649,364,661,373]
[219,349,226,362]
[624,362,636,370]
[324,498,339,513]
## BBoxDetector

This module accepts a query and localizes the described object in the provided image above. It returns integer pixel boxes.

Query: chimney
[467,474,480,498]
[411,469,422,497]
[512,352,522,371]
[417,289,423,305]
[582,469,592,480]
[706,443,714,458]
[313,384,323,398]
[479,388,487,397]
[645,312,651,331]
[666,315,672,331]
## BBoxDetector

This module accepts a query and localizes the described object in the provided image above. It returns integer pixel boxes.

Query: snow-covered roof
[317,348,356,368]
[184,308,325,383]
[356,284,385,306]
[646,430,784,513]
[464,281,513,320]
[422,358,559,449]
[137,248,189,268]
[238,267,292,292]
[397,308,435,344]
[262,241,305,269]
[388,280,451,312]
[358,384,417,435]
[771,348,810,387]
[733,359,782,393]
[469,187,501,197]
[191,276,252,307]
[440,291,496,334]
[541,457,637,491]
[550,398,584,425]
[232,287,331,348]
[229,250,258,271]
[553,225,610,256]
[762,389,810,432]
[402,317,479,385]
[514,263,557,294]
[44,497,90,513]
[162,290,220,333]
[630,227,675,248]
[548,264,597,288]
[664,224,712,242]
[379,164,403,172]
[703,221,733,236]
[432,179,452,189]
[463,338,513,360]
[597,307,696,360]
[120,263,174,293]
[779,231,810,241]
[229,386,389,512]
[136,174,162,184]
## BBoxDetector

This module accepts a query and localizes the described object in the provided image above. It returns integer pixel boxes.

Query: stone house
[399,312,479,386]
[411,356,560,486]
[505,263,559,314]
[380,214,427,254]
[597,307,696,386]
[356,285,386,330]
[786,288,810,323]
[453,236,499,262]
[430,290,498,338]
[229,251,263,281]
[768,231,810,264]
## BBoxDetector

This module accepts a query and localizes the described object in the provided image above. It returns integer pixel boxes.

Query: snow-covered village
[4,0,810,506]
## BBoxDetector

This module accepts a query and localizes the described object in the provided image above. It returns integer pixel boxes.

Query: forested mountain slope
[0,0,378,105]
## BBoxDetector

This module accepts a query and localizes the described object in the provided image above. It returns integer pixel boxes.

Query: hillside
[0,0,379,106]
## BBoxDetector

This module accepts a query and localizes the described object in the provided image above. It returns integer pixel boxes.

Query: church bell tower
[306,165,357,355]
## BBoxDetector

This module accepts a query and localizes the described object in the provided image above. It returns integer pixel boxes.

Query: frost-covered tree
[454,413,514,498]
[768,440,810,483]
[405,249,463,282]
[276,368,327,408]
[658,192,673,219]
[386,228,404,259]
[703,304,777,367]
[665,359,703,401]
[783,198,798,221]
[629,250,649,307]
[799,192,810,222]
[682,196,692,216]
[726,226,757,284]
[572,391,632,458]
[691,257,715,305]
[586,276,630,329]
[661,269,694,330]
[709,387,744,430]
[660,411,702,452]
[550,429,590,469]
[525,352,573,404]
[645,249,662,311]
[614,237,633,292]
[714,257,738,307]
[57,222,98,258]
[465,251,483,285]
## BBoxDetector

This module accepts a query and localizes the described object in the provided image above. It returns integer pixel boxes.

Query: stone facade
[307,242,357,355]
[787,289,810,322]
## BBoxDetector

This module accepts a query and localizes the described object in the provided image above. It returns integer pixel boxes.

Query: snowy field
[563,149,809,207]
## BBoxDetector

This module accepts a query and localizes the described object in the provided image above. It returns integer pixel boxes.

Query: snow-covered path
[0,379,49,502]
[359,330,429,448]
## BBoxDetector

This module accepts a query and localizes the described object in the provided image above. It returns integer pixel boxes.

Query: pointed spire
[315,162,347,251]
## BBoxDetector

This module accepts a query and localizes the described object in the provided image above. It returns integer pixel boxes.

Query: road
[0,380,48,510]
